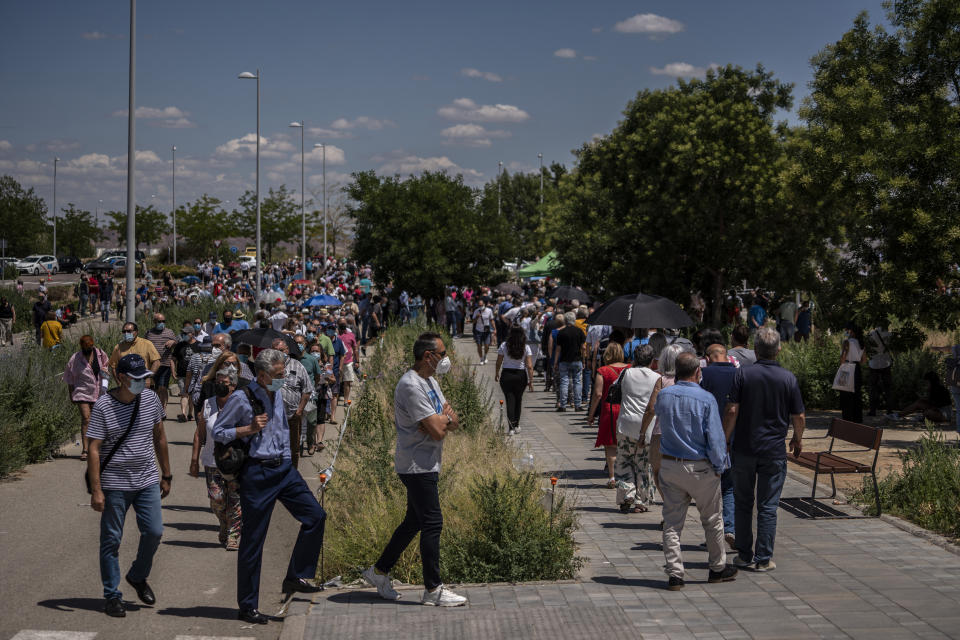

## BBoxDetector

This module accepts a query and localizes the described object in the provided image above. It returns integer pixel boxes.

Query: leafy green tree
[348,170,508,297]
[176,195,236,261]
[795,1,960,330]
[105,205,171,251]
[235,185,302,262]
[0,175,50,257]
[551,65,811,324]
[309,183,354,258]
[55,203,100,258]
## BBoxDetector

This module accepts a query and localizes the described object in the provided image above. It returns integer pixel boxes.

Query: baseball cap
[208,311,217,320]
[181,324,195,334]
[117,354,153,379]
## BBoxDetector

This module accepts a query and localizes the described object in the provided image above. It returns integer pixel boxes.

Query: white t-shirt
[868,329,892,369]
[616,367,660,441]
[200,396,221,468]
[846,338,864,364]
[497,343,532,370]
[394,369,446,474]
[473,307,493,331]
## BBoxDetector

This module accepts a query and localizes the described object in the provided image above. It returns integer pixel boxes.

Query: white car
[237,255,257,269]
[16,254,58,275]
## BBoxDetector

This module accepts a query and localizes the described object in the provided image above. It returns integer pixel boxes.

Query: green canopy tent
[518,250,560,278]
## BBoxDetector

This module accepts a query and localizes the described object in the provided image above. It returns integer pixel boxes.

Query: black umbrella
[233,327,300,355]
[494,282,523,296]
[549,285,591,303]
[225,277,242,285]
[587,293,693,329]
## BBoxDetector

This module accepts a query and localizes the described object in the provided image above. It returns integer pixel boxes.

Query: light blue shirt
[212,380,290,460]
[656,381,729,474]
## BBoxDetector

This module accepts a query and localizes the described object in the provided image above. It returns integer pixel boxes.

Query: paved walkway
[291,336,960,640]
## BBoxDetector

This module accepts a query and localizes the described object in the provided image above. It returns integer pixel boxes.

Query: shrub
[152,264,197,280]
[855,429,960,540]
[319,321,582,584]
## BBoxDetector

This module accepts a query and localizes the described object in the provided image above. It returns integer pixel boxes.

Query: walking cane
[549,476,558,531]
[318,472,327,588]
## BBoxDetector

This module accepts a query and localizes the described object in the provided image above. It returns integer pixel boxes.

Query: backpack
[214,386,264,479]
[947,346,960,388]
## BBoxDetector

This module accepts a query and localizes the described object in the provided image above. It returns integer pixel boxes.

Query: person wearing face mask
[269,338,314,465]
[295,335,323,455]
[323,323,346,424]
[86,354,171,618]
[64,334,110,461]
[173,323,198,422]
[108,322,161,386]
[838,323,867,423]
[144,313,178,418]
[213,311,236,335]
[190,365,243,550]
[213,348,326,625]
[192,316,209,342]
[362,332,466,607]
[337,322,358,408]
[186,334,230,419]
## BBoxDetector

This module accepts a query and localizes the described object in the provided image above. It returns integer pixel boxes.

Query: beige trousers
[659,457,726,578]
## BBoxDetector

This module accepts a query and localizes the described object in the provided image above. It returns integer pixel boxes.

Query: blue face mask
[267,377,284,392]
[306,332,315,341]
[128,378,146,395]
[194,323,202,332]
[155,322,165,331]
[237,354,248,364]
[123,332,135,343]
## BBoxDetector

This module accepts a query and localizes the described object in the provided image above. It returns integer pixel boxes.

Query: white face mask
[123,332,135,343]
[211,347,223,359]
[128,378,146,395]
[435,356,452,375]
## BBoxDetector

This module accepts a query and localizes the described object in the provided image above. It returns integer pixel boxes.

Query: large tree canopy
[55,203,100,258]
[105,205,171,251]
[0,175,50,257]
[235,185,303,262]
[551,65,813,323]
[348,170,509,297]
[795,1,960,329]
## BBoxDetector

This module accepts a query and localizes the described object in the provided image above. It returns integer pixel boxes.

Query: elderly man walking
[654,351,737,590]
[723,327,805,572]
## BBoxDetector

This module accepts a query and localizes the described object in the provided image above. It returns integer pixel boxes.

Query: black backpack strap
[100,395,141,476]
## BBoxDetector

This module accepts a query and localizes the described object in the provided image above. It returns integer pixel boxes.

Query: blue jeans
[79,294,88,316]
[557,361,583,409]
[582,364,592,406]
[721,467,735,535]
[445,311,457,337]
[732,453,786,564]
[101,300,110,322]
[99,483,163,599]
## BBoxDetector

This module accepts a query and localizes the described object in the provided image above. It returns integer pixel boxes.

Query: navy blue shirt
[729,360,804,460]
[700,361,737,414]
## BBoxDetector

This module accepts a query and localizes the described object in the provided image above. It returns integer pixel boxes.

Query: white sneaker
[732,555,754,570]
[421,584,467,607]
[362,566,401,601]
[754,560,776,572]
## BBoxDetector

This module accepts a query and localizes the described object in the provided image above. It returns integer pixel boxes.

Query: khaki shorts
[341,362,356,383]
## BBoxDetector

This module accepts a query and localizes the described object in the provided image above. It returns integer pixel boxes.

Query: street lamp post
[171,145,177,264]
[52,157,59,258]
[538,152,544,212]
[124,0,137,321]
[497,160,502,218]
[96,199,102,229]
[290,121,306,279]
[313,143,326,262]
[238,69,261,297]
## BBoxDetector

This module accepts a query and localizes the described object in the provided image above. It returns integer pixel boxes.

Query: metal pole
[497,160,502,217]
[125,0,136,322]
[322,145,327,262]
[255,69,261,298]
[52,157,58,258]
[299,121,305,280]
[96,199,101,229]
[538,152,544,221]
[172,145,177,264]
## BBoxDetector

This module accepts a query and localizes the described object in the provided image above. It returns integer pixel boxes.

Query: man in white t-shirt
[472,299,495,364]
[362,332,467,607]
[867,325,894,417]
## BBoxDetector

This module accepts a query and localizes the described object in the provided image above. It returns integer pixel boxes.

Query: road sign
[230,246,238,254]
[214,240,221,248]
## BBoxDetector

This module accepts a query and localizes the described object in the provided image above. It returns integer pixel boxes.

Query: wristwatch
[162,475,173,481]
[445,414,453,426]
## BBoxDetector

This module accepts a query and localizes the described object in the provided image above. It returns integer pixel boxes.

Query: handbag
[214,386,262,479]
[85,395,141,494]
[604,367,630,407]
[832,362,857,393]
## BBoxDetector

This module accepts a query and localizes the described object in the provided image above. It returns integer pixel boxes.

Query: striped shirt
[144,327,178,368]
[188,351,217,401]
[86,390,165,491]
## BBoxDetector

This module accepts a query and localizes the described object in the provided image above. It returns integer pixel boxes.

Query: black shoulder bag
[85,395,141,494]
[214,386,264,479]
[604,367,630,408]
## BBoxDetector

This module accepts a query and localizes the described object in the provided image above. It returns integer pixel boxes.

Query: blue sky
[0,0,889,218]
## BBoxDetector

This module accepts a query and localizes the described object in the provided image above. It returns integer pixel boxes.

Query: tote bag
[832,362,856,393]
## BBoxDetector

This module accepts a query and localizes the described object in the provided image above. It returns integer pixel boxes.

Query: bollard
[318,473,327,587]
[498,399,504,432]
[549,477,558,531]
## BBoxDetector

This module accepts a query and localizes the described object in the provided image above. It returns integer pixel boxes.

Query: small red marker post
[550,477,558,530]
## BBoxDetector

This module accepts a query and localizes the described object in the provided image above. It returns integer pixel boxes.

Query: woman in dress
[587,342,631,489]
[63,335,110,460]
[839,323,867,423]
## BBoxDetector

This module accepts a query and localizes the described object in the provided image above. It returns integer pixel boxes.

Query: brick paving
[293,337,960,639]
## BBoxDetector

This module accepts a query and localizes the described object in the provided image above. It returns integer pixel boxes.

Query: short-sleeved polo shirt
[729,359,804,460]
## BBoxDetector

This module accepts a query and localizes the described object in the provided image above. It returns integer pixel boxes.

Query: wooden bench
[790,418,883,517]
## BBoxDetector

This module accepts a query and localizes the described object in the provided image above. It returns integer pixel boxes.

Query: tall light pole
[171,145,177,264]
[314,143,326,262]
[52,157,59,257]
[290,121,306,279]
[497,160,502,217]
[125,0,136,321]
[96,199,102,229]
[238,69,261,297]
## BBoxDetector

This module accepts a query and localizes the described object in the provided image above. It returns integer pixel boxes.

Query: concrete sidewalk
[288,336,960,640]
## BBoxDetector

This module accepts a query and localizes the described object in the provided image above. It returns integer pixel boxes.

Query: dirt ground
[788,409,960,496]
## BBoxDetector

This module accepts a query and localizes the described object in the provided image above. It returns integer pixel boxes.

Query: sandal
[316,442,326,451]
[80,450,88,461]
[306,446,316,456]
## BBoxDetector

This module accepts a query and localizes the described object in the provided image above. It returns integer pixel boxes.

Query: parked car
[112,258,145,277]
[237,255,257,269]
[16,254,58,275]
[83,256,123,274]
[57,255,84,273]
[99,249,146,262]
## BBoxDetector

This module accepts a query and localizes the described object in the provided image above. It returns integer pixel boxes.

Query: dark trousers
[499,368,527,429]
[375,472,442,590]
[34,323,41,344]
[839,365,863,423]
[732,453,786,564]
[237,460,326,609]
[869,366,893,414]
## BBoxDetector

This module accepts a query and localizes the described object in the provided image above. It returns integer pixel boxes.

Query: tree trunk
[711,271,725,327]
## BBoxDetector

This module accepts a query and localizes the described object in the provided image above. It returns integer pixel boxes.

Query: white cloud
[461,68,502,82]
[650,62,719,78]
[81,31,109,40]
[440,124,510,148]
[215,134,293,159]
[554,48,577,59]
[307,127,352,140]
[614,13,685,35]
[112,105,196,128]
[330,116,393,131]
[0,140,11,152]
[301,144,346,165]
[437,98,530,123]
[376,153,482,179]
